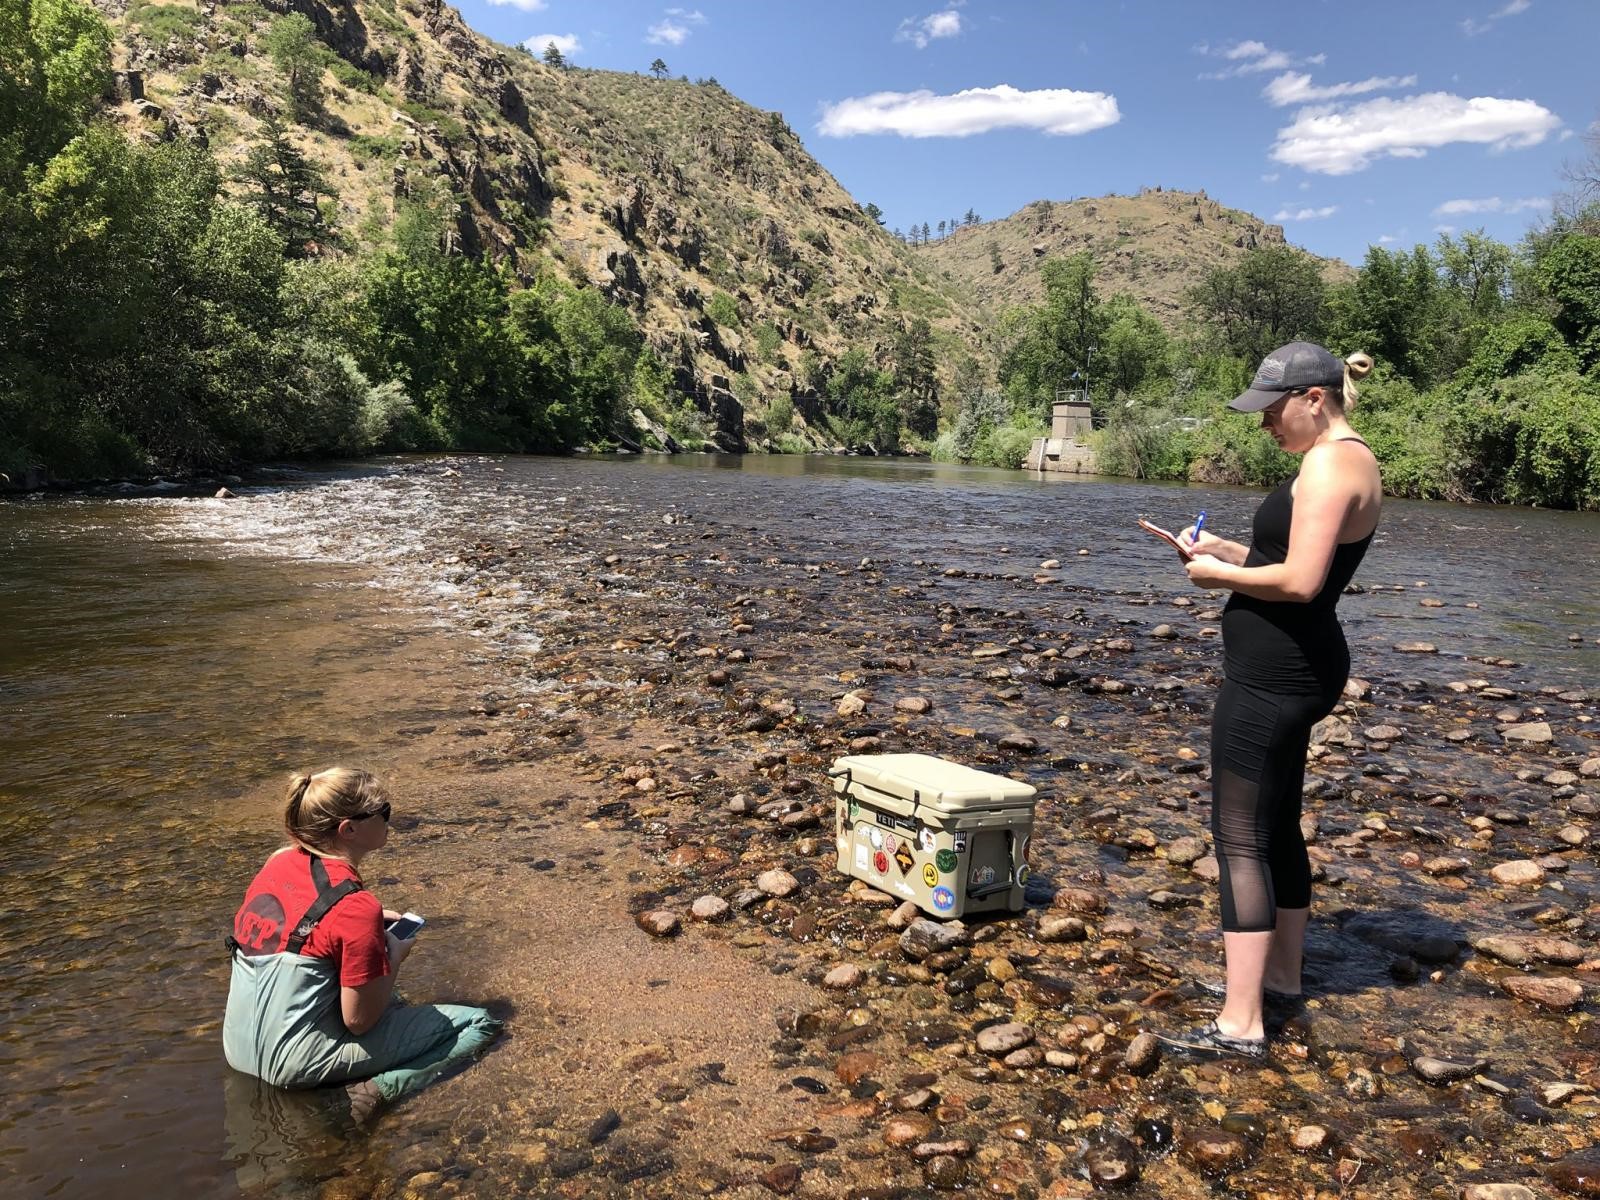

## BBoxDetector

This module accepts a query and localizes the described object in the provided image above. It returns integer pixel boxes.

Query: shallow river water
[2,454,1598,1200]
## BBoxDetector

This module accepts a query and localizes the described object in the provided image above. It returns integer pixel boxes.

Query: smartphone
[385,912,426,940]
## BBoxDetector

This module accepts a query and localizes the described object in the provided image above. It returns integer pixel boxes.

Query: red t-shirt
[232,848,390,988]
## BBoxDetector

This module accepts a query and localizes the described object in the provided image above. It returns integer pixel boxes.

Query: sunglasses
[348,802,392,824]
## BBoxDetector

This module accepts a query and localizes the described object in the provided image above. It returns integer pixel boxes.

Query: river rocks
[975,1022,1034,1055]
[1501,974,1585,1011]
[822,963,862,990]
[635,909,680,937]
[757,869,799,897]
[1463,1185,1540,1200]
[1501,721,1553,744]
[922,1154,968,1189]
[1290,1124,1329,1153]
[834,1051,881,1085]
[1548,1149,1600,1197]
[894,696,932,714]
[1051,886,1106,914]
[1408,1052,1485,1085]
[1122,1032,1160,1075]
[1083,1132,1141,1189]
[1490,860,1546,886]
[690,895,730,922]
[1037,915,1088,942]
[883,1112,936,1147]
[1364,723,1404,741]
[1395,641,1438,653]
[836,692,867,717]
[758,1163,800,1194]
[900,919,965,960]
[1181,1127,1254,1176]
[1473,935,1586,966]
[1165,836,1206,866]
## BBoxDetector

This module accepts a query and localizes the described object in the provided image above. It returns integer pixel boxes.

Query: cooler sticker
[873,850,890,875]
[953,831,968,852]
[894,843,916,876]
[918,827,936,854]
[970,864,996,888]
[1017,865,1030,886]
[921,863,939,888]
[868,827,883,850]
[893,880,916,899]
[935,849,958,874]
[848,798,860,820]
[932,886,955,912]
[882,834,898,857]
[854,843,870,871]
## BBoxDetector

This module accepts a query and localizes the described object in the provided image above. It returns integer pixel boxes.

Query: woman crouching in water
[225,769,500,1121]
[1163,344,1381,1059]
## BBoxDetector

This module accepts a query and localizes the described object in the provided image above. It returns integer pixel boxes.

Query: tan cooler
[830,753,1037,919]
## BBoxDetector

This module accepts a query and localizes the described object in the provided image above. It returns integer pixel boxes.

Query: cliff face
[92,1,1348,448]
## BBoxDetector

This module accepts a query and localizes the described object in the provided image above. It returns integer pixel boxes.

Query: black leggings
[1209,679,1339,933]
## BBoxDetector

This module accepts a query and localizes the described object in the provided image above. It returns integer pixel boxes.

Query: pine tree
[937,220,946,238]
[542,42,566,68]
[264,14,325,123]
[650,58,668,79]
[921,222,931,244]
[232,115,336,257]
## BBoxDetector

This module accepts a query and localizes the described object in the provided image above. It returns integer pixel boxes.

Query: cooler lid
[830,753,1036,812]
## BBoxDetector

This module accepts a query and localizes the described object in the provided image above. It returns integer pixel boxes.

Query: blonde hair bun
[1341,351,1374,408]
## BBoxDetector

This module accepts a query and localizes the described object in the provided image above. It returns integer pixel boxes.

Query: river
[2,454,1597,1198]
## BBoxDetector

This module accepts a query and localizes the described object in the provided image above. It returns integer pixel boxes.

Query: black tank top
[1222,440,1375,695]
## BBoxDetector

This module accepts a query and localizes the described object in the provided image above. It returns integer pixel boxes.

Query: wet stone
[758,1163,801,1194]
[976,1023,1035,1055]
[691,895,730,922]
[1123,1032,1161,1076]
[1182,1127,1254,1176]
[758,869,799,897]
[1083,1132,1141,1189]
[883,1113,937,1147]
[900,919,965,960]
[1463,1186,1539,1200]
[1501,974,1585,1011]
[1491,860,1546,886]
[1037,916,1088,942]
[1548,1149,1600,1197]
[923,1155,968,1189]
[635,909,681,937]
[1409,1053,1485,1085]
[1290,1124,1329,1153]
[1165,836,1206,866]
[823,963,863,990]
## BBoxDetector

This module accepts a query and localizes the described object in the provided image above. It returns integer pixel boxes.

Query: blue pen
[1192,510,1207,541]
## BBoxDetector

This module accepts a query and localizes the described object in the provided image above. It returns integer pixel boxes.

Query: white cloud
[1432,195,1549,216]
[665,7,707,19]
[1271,92,1560,174]
[648,19,690,45]
[896,9,964,49]
[1273,205,1339,221]
[818,84,1120,139]
[1263,71,1418,108]
[1200,40,1296,79]
[487,0,545,10]
[525,33,581,56]
[1463,0,1532,36]
[1260,172,1280,182]
[1377,234,1398,243]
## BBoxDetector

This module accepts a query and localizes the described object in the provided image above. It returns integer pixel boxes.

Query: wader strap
[285,855,364,954]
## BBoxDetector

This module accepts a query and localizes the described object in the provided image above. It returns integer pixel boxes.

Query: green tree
[541,41,565,68]
[264,14,325,122]
[889,317,938,436]
[998,253,1107,418]
[231,115,336,257]
[649,57,668,79]
[824,347,899,450]
[1098,294,1171,399]
[863,202,884,225]
[1185,244,1327,365]
[1538,233,1600,368]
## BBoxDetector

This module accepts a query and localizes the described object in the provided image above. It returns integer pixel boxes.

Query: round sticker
[1017,865,1030,886]
[873,850,889,875]
[918,828,936,853]
[932,886,955,912]
[868,827,883,850]
[934,848,957,873]
[921,863,939,888]
[882,834,898,856]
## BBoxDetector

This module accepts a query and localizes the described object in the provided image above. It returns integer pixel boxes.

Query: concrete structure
[1023,397,1097,473]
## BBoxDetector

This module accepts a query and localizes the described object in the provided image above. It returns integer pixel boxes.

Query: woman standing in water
[225,769,501,1120]
[1164,343,1380,1059]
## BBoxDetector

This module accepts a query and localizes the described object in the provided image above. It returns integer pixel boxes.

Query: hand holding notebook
[1137,517,1196,560]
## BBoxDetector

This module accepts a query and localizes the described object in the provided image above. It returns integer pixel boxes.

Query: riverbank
[4,455,1598,1198]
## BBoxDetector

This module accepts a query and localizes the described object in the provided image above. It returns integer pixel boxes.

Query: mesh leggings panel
[1209,680,1333,932]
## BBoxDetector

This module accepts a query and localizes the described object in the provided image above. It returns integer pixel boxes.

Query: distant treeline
[937,186,1600,510]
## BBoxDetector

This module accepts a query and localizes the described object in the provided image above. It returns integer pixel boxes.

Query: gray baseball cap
[1230,342,1345,412]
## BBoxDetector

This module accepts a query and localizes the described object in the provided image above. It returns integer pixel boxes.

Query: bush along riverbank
[346,474,1599,1198]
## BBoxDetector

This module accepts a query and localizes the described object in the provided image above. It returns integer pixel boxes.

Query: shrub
[970,424,1038,469]
[707,290,740,327]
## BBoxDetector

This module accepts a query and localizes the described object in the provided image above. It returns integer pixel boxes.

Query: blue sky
[454,0,1599,265]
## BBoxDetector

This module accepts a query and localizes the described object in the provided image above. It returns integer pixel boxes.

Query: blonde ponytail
[283,768,389,854]
[1341,351,1374,410]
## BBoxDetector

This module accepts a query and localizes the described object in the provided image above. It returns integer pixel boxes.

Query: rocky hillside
[91,2,1347,447]
[922,188,1352,330]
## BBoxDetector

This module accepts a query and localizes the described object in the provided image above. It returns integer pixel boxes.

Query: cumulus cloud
[1273,205,1339,221]
[646,10,704,46]
[896,8,964,49]
[1463,0,1532,37]
[1377,234,1398,243]
[1432,195,1549,216]
[818,84,1120,139]
[487,0,545,10]
[1271,92,1560,174]
[1263,71,1418,108]
[524,33,581,56]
